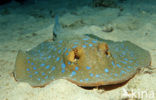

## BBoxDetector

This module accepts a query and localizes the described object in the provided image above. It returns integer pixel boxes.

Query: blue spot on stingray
[85,78,89,81]
[75,67,79,71]
[122,51,126,55]
[105,68,109,73]
[120,61,127,64]
[86,66,91,70]
[124,58,128,61]
[72,45,77,48]
[114,73,118,76]
[48,55,51,59]
[53,55,55,58]
[112,61,115,67]
[71,71,76,76]
[34,71,38,74]
[63,48,67,52]
[92,40,97,43]
[26,68,30,71]
[128,66,132,68]
[90,73,94,77]
[96,74,100,77]
[42,72,45,76]
[129,60,133,63]
[58,50,62,54]
[83,38,88,40]
[40,53,44,57]
[68,49,71,51]
[33,67,37,70]
[68,61,71,65]
[45,76,48,79]
[59,40,63,43]
[89,44,93,47]
[56,57,60,61]
[45,65,50,69]
[80,80,83,82]
[54,48,57,51]
[62,69,65,73]
[29,75,32,78]
[82,45,87,48]
[135,63,138,66]
[28,61,30,63]
[74,42,78,44]
[117,64,121,68]
[66,52,69,56]
[120,55,124,57]
[51,66,55,71]
[37,78,40,81]
[61,63,66,68]
[120,70,126,74]
[40,63,45,67]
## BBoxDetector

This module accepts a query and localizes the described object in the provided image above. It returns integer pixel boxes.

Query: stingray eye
[67,47,84,62]
[67,51,75,62]
[98,42,109,55]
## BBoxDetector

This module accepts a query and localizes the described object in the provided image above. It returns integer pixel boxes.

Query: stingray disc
[13,35,151,87]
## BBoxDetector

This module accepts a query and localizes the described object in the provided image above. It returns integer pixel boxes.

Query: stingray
[13,16,151,87]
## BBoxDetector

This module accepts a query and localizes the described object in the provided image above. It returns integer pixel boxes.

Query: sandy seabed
[0,0,156,100]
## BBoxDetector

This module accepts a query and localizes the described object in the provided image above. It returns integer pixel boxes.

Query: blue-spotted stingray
[13,16,151,87]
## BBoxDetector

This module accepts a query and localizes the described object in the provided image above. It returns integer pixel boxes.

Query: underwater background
[0,0,156,100]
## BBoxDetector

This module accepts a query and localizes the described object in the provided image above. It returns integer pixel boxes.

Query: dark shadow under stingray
[82,74,134,91]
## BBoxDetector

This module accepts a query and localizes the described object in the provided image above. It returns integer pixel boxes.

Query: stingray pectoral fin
[13,50,30,82]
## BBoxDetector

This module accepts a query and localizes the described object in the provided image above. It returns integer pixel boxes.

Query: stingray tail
[53,15,63,41]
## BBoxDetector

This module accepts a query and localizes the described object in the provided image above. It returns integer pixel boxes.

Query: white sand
[0,0,156,100]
